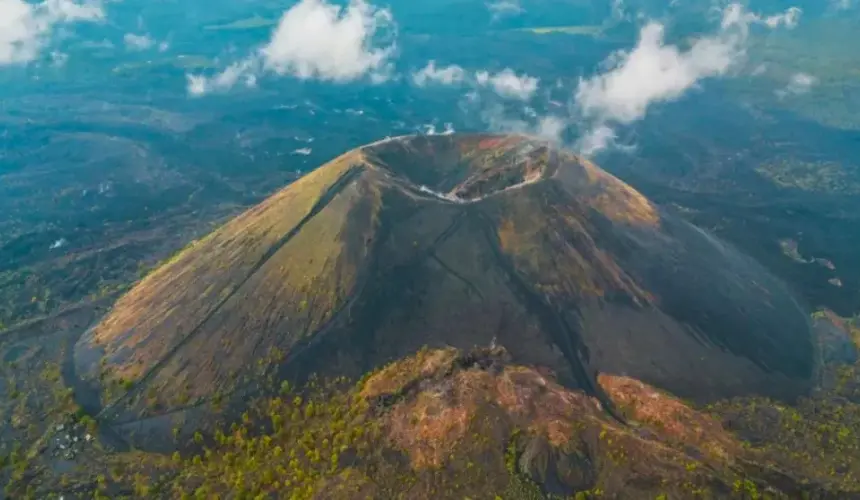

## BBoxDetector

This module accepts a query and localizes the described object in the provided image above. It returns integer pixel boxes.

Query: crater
[362,134,558,202]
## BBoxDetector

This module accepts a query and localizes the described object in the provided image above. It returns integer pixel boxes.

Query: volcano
[74,134,816,448]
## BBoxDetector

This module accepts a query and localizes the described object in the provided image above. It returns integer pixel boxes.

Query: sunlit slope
[76,152,378,416]
[76,134,817,447]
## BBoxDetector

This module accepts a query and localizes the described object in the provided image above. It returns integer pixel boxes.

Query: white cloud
[831,0,853,10]
[486,0,523,21]
[187,60,258,96]
[495,114,566,143]
[261,0,395,82]
[412,61,466,86]
[420,122,456,136]
[776,72,816,98]
[789,72,816,91]
[475,68,539,100]
[187,0,395,96]
[0,0,104,65]
[466,92,566,143]
[535,116,567,143]
[720,4,802,31]
[411,61,540,101]
[41,0,102,20]
[576,125,617,156]
[123,33,153,51]
[573,3,803,155]
[763,7,802,29]
[575,22,740,125]
[186,74,209,96]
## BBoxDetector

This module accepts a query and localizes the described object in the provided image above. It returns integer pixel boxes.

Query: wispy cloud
[412,61,466,86]
[720,4,802,30]
[123,33,153,51]
[572,3,803,155]
[610,0,626,21]
[476,68,539,101]
[776,72,816,98]
[188,0,396,96]
[412,62,539,101]
[750,63,767,76]
[463,92,566,143]
[419,122,456,136]
[486,0,523,21]
[187,60,257,96]
[576,125,617,156]
[0,0,104,65]
[762,8,801,28]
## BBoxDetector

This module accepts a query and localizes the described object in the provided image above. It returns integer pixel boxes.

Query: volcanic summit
[74,134,816,447]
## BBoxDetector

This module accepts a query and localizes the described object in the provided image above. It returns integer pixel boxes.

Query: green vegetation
[706,312,860,494]
[502,429,565,499]
[165,378,383,499]
[0,241,146,334]
[708,389,860,492]
[7,344,858,498]
[756,159,860,194]
[0,353,91,498]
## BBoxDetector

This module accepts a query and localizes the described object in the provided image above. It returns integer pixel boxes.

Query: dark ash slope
[74,134,816,449]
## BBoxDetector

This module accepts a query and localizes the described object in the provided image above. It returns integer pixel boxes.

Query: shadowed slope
[75,134,817,448]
